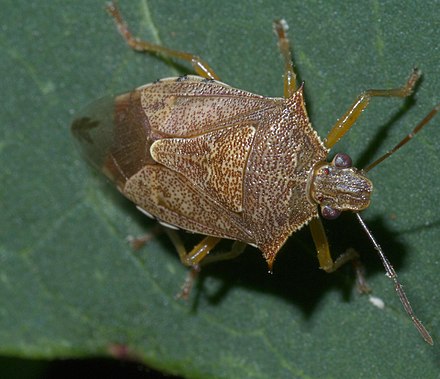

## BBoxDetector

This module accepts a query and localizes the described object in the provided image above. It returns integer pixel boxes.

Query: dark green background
[1,1,439,378]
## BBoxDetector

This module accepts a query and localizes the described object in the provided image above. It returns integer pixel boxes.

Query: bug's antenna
[358,104,438,343]
[354,212,433,345]
[364,104,439,172]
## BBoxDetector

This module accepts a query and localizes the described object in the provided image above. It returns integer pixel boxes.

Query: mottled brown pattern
[151,125,256,212]
[73,76,328,267]
[243,89,328,265]
[124,165,253,242]
[140,77,277,137]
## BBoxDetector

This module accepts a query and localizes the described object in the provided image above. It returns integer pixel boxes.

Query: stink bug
[71,2,438,344]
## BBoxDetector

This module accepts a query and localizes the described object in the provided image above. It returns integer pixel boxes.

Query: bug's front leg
[325,69,420,149]
[106,1,220,80]
[309,217,370,293]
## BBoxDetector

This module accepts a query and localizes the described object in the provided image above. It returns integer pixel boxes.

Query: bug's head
[308,153,372,219]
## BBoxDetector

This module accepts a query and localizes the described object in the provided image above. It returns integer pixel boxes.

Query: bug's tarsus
[176,265,201,300]
[351,255,371,294]
[106,1,139,50]
[127,226,162,250]
[355,213,433,345]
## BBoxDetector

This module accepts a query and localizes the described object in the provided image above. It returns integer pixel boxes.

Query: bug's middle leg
[165,230,247,298]
[106,2,220,80]
[165,230,222,267]
[273,19,298,98]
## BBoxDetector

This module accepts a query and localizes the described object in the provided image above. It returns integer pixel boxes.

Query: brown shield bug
[71,2,438,344]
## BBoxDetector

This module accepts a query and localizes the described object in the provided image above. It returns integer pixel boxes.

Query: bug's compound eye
[333,153,352,168]
[321,205,341,220]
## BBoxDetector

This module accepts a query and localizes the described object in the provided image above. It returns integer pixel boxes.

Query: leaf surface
[1,1,439,378]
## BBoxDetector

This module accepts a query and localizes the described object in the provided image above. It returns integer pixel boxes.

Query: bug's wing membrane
[71,90,152,189]
[71,95,115,171]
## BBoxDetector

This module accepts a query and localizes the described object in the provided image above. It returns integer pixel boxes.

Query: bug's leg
[165,230,247,298]
[106,2,220,80]
[180,241,247,298]
[273,19,297,98]
[309,217,356,272]
[197,241,247,266]
[164,230,220,298]
[127,225,162,250]
[309,218,370,292]
[325,69,421,149]
[165,229,222,267]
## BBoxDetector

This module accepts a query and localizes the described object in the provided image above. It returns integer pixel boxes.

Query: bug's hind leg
[107,1,220,80]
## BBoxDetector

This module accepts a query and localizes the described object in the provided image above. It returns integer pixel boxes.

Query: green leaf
[1,1,439,378]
